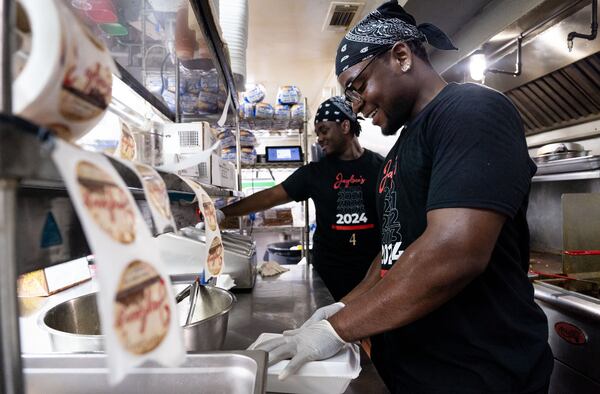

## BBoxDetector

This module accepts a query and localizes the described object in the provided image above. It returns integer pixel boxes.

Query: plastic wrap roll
[13,0,117,141]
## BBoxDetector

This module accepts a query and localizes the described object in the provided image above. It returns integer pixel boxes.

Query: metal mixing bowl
[40,284,235,353]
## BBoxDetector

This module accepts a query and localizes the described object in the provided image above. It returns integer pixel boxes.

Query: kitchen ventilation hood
[504,51,600,135]
[444,0,600,135]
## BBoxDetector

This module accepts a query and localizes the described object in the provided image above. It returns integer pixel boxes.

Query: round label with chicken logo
[114,260,170,355]
[76,161,136,244]
[207,236,224,276]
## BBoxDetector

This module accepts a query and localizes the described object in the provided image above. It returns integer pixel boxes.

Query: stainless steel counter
[534,282,600,393]
[223,264,389,394]
[18,265,388,393]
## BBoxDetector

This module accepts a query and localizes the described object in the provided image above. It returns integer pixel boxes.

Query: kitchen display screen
[266,146,302,162]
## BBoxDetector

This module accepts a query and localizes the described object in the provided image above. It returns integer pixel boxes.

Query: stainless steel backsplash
[528,179,600,253]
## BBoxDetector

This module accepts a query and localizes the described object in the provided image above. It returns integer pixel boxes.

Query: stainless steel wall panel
[528,179,600,253]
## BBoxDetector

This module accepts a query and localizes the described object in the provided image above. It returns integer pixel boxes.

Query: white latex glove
[216,209,225,224]
[252,320,347,380]
[283,302,345,335]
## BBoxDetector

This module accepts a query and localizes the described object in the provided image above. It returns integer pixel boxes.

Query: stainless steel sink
[24,351,267,394]
[40,285,234,353]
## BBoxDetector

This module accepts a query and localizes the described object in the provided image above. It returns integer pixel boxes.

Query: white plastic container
[250,333,361,394]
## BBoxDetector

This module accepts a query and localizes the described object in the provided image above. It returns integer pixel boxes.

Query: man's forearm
[329,208,505,342]
[221,192,267,217]
[221,185,291,218]
[341,252,382,304]
[330,238,482,342]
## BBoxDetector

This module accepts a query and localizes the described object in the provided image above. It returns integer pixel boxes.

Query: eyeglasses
[343,49,389,106]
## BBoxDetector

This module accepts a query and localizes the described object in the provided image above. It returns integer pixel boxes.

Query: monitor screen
[265,146,302,162]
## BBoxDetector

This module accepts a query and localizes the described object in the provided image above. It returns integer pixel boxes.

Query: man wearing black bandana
[253,1,553,393]
[221,96,383,301]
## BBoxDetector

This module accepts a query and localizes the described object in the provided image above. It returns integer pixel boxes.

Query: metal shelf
[180,113,231,125]
[191,0,240,110]
[246,225,305,233]
[532,170,600,182]
[241,162,303,170]
[62,0,239,122]
[0,116,242,200]
[19,178,240,200]
[534,155,600,175]
[159,171,243,198]
[238,119,304,131]
[181,117,304,132]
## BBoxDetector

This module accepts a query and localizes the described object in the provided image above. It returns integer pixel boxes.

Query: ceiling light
[469,51,487,81]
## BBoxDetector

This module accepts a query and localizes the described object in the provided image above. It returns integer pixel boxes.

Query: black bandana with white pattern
[335,0,457,76]
[314,96,357,125]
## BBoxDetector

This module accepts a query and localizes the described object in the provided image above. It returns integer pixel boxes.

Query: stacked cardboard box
[261,208,293,226]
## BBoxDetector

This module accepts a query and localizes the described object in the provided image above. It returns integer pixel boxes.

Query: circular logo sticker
[135,164,171,220]
[201,194,217,231]
[207,236,224,276]
[114,260,170,355]
[119,125,136,160]
[76,161,136,244]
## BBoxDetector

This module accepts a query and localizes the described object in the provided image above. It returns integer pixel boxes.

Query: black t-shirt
[375,83,553,393]
[282,149,384,272]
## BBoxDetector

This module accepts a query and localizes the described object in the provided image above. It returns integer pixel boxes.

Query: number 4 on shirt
[349,233,356,246]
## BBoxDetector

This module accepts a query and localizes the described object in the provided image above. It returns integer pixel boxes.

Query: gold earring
[401,62,411,72]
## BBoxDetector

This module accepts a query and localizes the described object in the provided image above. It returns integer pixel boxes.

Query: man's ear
[341,119,352,135]
[390,41,412,73]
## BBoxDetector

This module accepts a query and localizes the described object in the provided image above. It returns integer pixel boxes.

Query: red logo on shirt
[333,173,366,189]
[379,160,397,193]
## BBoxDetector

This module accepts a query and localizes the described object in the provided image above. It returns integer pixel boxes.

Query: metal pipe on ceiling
[485,0,586,65]
[486,36,522,76]
[567,0,598,51]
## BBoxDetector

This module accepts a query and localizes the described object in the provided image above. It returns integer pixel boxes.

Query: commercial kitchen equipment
[157,226,257,289]
[533,193,600,393]
[39,283,235,353]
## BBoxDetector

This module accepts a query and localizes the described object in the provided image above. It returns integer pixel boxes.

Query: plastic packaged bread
[277,85,301,105]
[291,103,306,121]
[255,103,274,119]
[243,84,266,103]
[274,104,291,120]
